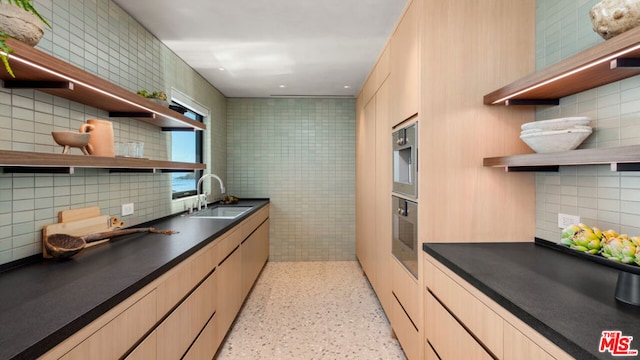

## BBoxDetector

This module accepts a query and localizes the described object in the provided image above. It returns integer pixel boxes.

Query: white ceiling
[113,0,408,98]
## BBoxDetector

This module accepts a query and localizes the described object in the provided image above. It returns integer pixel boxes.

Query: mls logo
[599,331,638,356]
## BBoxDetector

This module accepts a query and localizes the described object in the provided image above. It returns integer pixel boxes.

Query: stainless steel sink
[190,205,252,219]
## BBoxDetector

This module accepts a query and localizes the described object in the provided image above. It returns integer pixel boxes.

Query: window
[171,102,204,200]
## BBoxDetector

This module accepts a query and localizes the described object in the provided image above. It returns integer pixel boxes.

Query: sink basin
[190,206,252,219]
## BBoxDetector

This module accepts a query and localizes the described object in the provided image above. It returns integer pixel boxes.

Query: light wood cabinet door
[390,0,419,125]
[182,313,220,360]
[155,242,217,318]
[373,78,393,315]
[391,258,420,326]
[216,244,243,345]
[356,96,377,284]
[424,257,503,357]
[425,292,493,360]
[241,219,269,299]
[391,293,420,360]
[60,290,157,360]
[156,270,217,360]
[124,331,156,360]
[503,322,556,360]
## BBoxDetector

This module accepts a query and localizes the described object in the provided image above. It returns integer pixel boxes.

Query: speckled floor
[215,261,407,360]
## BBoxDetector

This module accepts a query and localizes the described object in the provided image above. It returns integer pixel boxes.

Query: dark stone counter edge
[14,199,269,360]
[422,241,593,360]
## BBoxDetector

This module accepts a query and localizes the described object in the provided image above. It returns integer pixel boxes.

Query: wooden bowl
[44,234,85,259]
[51,131,90,155]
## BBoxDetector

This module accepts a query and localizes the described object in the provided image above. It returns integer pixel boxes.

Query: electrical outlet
[122,203,134,216]
[558,213,580,228]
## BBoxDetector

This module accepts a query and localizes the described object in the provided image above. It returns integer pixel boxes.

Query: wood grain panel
[392,294,420,360]
[390,0,419,125]
[503,322,557,360]
[483,144,640,169]
[0,150,205,171]
[124,331,156,360]
[2,39,204,130]
[484,24,640,105]
[419,0,536,246]
[425,257,504,357]
[425,292,494,360]
[60,290,157,360]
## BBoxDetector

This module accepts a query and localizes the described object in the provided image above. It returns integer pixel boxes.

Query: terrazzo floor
[215,261,407,360]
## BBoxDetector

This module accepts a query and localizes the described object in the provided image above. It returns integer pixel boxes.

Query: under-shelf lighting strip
[1,51,168,122]
[492,43,640,105]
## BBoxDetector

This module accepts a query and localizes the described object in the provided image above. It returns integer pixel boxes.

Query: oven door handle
[397,201,408,216]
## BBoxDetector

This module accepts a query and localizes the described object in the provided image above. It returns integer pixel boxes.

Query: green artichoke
[561,223,603,255]
[602,235,637,264]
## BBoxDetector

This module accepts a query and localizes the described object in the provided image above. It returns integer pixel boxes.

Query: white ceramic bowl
[521,116,592,131]
[520,125,592,136]
[520,128,593,153]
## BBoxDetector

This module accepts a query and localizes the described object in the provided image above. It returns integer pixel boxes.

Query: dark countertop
[0,199,269,360]
[422,240,640,360]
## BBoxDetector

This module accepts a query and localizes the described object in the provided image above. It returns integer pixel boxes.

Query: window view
[171,103,204,199]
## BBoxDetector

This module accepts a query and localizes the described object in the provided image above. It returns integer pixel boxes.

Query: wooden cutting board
[58,206,101,223]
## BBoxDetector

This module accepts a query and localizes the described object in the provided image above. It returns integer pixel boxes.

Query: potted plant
[0,0,51,77]
[137,89,169,107]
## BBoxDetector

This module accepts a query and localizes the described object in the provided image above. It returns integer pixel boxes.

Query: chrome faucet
[196,173,226,211]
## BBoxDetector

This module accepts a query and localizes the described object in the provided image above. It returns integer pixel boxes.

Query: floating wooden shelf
[0,150,205,174]
[483,145,640,172]
[484,25,640,105]
[0,39,205,131]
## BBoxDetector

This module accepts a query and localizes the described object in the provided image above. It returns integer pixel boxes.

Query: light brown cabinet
[59,290,157,360]
[424,254,572,360]
[242,220,270,299]
[390,0,419,125]
[41,206,269,360]
[390,258,421,360]
[356,59,393,317]
[425,292,494,360]
[356,95,377,283]
[357,1,537,359]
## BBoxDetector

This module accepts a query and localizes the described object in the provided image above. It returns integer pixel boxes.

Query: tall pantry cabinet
[356,0,537,359]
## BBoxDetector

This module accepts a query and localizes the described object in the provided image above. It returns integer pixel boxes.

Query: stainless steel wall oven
[392,123,417,198]
[392,196,418,278]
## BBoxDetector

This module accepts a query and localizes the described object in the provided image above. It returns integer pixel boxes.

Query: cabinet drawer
[61,290,157,360]
[425,257,503,357]
[391,294,420,360]
[241,219,269,298]
[504,322,556,360]
[425,340,439,360]
[156,242,217,317]
[425,292,493,360]
[391,258,420,326]
[156,269,217,360]
[182,312,220,360]
[124,331,156,360]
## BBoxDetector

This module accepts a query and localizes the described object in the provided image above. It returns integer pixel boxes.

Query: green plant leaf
[0,38,15,77]
[2,0,51,28]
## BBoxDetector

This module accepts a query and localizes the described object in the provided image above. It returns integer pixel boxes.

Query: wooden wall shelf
[484,25,640,105]
[0,39,205,131]
[483,145,640,172]
[0,150,205,174]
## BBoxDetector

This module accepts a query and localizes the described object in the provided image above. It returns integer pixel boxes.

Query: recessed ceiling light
[343,85,350,89]
[279,85,286,88]
[218,67,225,71]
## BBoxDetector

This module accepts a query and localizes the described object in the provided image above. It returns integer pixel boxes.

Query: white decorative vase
[0,3,45,46]
[590,0,640,39]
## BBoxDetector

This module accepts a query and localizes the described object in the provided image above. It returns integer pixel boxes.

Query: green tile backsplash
[535,0,640,242]
[0,0,226,265]
[227,98,356,261]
